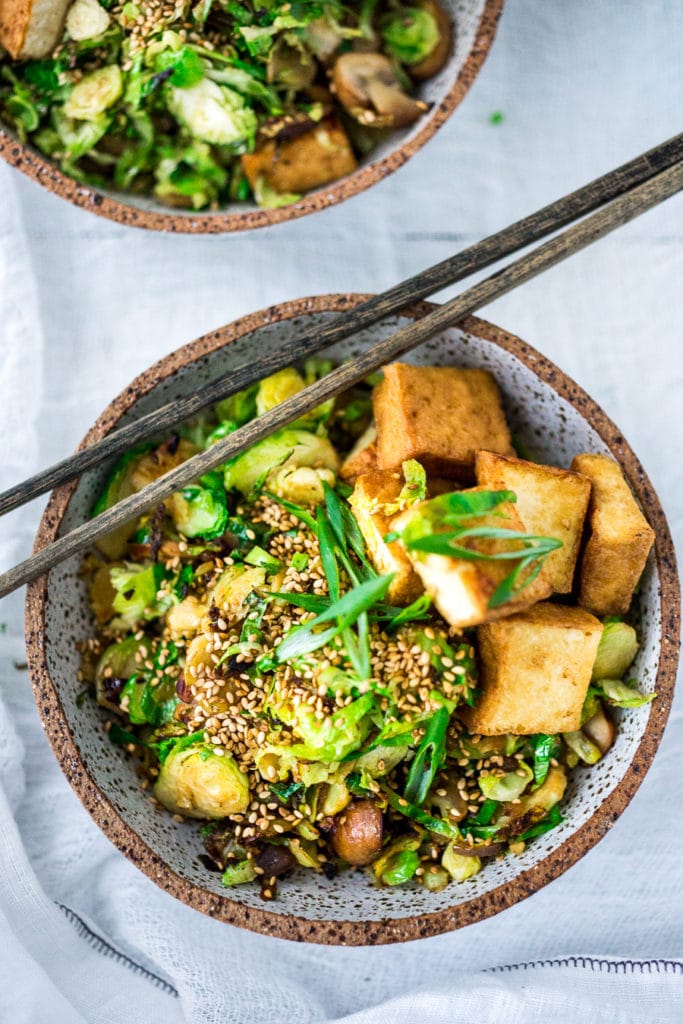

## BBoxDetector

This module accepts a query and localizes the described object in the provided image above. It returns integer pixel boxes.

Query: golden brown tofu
[241,118,357,195]
[340,423,377,483]
[571,453,655,616]
[0,0,71,58]
[372,363,513,480]
[348,471,423,605]
[475,450,591,594]
[393,488,551,628]
[462,603,603,735]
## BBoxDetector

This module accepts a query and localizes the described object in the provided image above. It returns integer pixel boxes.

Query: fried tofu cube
[571,453,655,616]
[475,450,591,594]
[348,471,423,605]
[393,488,552,628]
[0,0,71,59]
[241,118,357,195]
[462,603,603,735]
[340,423,377,483]
[372,363,513,480]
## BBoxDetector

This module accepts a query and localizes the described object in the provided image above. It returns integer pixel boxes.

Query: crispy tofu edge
[340,424,378,483]
[393,489,552,629]
[462,603,603,735]
[372,364,513,479]
[241,118,357,194]
[571,453,655,615]
[348,471,424,605]
[475,449,591,594]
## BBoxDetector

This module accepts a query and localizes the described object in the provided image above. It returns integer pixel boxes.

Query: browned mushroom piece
[331,800,384,866]
[583,705,616,754]
[331,52,428,129]
[410,0,453,81]
[256,844,298,878]
[241,117,357,196]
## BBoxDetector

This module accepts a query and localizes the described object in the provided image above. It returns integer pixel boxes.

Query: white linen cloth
[1,1,682,1021]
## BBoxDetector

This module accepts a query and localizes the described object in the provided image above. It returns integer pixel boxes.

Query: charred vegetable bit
[0,0,453,210]
[79,359,654,898]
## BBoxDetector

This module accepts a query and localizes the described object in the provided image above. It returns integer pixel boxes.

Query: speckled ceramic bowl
[26,296,680,944]
[0,0,502,233]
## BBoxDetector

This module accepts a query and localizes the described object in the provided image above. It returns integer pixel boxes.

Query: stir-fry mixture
[0,0,451,210]
[80,361,655,898]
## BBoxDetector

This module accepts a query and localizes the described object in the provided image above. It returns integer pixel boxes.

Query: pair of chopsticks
[1,134,682,599]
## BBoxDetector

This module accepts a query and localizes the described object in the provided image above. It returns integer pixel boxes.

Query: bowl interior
[1,0,498,229]
[36,306,665,940]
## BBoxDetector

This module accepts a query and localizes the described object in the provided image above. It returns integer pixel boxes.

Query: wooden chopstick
[1,133,682,519]
[1,159,681,599]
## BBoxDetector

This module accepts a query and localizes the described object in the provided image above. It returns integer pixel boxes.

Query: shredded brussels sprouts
[0,0,452,209]
[81,360,654,901]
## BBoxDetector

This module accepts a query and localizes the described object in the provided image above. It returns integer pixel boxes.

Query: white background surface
[1,1,682,1021]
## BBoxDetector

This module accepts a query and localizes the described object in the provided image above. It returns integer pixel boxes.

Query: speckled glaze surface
[0,0,502,233]
[26,295,680,944]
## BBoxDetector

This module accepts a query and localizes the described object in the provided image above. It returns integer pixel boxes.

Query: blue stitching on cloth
[488,957,683,975]
[56,903,179,997]
[56,902,683,995]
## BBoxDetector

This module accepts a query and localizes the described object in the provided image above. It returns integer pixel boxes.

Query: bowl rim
[0,0,503,234]
[25,294,680,945]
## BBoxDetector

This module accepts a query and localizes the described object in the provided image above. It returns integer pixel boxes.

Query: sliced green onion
[403,706,449,806]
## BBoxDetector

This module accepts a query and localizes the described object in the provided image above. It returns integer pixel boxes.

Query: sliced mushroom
[583,705,616,755]
[410,0,453,81]
[241,117,357,195]
[331,52,428,129]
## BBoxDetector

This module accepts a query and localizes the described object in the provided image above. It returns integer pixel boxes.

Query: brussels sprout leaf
[531,733,558,788]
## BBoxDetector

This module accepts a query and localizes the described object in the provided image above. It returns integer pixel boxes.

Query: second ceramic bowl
[0,0,502,232]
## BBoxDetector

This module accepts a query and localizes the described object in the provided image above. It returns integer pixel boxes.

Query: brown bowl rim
[25,294,680,944]
[0,0,503,233]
